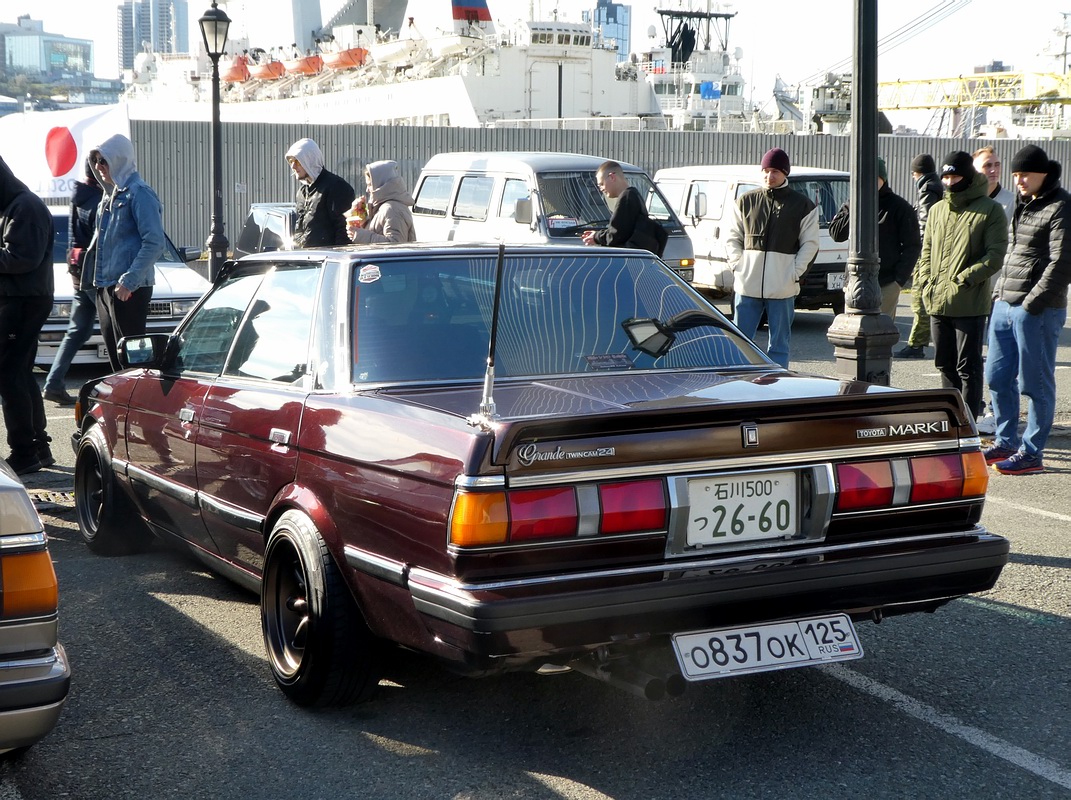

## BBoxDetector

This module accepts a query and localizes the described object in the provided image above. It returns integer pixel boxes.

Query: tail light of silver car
[1,532,59,619]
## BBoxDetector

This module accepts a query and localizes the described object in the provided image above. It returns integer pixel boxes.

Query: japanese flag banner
[0,104,130,200]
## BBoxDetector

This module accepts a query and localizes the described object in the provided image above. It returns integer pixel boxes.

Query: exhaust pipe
[569,658,667,701]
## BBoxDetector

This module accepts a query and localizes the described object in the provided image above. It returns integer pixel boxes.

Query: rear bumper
[381,531,1008,663]
[0,644,71,753]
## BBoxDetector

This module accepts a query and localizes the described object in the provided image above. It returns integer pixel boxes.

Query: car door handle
[270,428,292,445]
[179,407,195,423]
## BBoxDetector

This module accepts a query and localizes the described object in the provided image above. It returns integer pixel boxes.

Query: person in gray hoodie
[0,155,55,474]
[346,160,417,244]
[89,133,164,371]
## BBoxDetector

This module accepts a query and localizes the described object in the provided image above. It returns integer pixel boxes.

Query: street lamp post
[199,1,231,281]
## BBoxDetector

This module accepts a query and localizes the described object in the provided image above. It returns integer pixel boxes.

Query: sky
[11,0,1071,105]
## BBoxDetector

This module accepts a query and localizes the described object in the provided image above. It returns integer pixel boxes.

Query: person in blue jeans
[984,144,1071,475]
[725,148,819,369]
[43,159,103,405]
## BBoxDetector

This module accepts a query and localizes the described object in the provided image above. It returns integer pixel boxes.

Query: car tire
[831,294,846,316]
[74,425,152,556]
[261,510,380,707]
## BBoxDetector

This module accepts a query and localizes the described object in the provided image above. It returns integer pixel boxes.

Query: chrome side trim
[127,463,198,508]
[0,532,46,553]
[455,474,506,489]
[344,546,406,586]
[198,494,264,533]
[410,530,990,595]
[507,440,962,488]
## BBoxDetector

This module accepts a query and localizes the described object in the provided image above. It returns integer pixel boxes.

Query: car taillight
[1,550,59,617]
[600,479,667,534]
[835,461,894,511]
[835,451,988,512]
[509,488,578,541]
[449,492,509,546]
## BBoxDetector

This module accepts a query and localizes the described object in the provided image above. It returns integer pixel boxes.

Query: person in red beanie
[724,147,819,368]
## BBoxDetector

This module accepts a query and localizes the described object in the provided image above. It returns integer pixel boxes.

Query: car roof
[421,151,648,174]
[654,165,851,179]
[236,240,656,265]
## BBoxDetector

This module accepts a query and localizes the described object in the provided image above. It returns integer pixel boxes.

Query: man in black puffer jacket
[984,145,1071,475]
[829,158,921,317]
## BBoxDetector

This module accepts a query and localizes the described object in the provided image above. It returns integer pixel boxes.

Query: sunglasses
[91,155,108,167]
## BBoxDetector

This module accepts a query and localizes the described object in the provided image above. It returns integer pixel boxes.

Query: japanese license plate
[827,272,845,290]
[96,343,110,359]
[686,471,797,547]
[672,614,863,681]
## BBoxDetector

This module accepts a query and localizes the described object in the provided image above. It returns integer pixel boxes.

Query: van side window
[690,180,727,219]
[499,179,529,219]
[735,182,760,199]
[413,174,454,216]
[454,176,495,221]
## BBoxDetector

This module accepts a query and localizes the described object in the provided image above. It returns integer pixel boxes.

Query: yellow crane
[878,71,1071,111]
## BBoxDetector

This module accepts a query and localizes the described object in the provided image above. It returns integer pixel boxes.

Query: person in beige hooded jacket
[347,160,417,244]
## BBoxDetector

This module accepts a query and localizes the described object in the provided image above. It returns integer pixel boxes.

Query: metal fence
[130,119,1071,251]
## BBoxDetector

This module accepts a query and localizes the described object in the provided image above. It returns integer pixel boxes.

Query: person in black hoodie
[42,158,104,405]
[0,155,55,474]
[828,157,921,317]
[897,153,944,358]
[983,145,1071,475]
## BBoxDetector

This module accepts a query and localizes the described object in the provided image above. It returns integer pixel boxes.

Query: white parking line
[985,495,1071,524]
[823,666,1071,791]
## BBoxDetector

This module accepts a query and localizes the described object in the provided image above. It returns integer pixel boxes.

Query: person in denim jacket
[89,134,164,370]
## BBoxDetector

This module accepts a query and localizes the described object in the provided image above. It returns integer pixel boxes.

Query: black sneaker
[5,452,43,476]
[43,388,76,406]
[37,446,55,469]
[895,345,926,359]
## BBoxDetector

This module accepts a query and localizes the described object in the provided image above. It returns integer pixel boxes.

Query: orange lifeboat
[220,54,250,83]
[322,47,368,70]
[283,55,323,75]
[249,60,285,80]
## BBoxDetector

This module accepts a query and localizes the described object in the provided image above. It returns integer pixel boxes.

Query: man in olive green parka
[915,151,1008,419]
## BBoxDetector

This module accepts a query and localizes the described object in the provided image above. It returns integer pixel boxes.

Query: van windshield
[535,170,680,237]
[789,176,851,229]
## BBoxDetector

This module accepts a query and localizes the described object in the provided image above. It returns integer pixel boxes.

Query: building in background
[118,0,189,69]
[0,15,93,78]
[582,0,630,61]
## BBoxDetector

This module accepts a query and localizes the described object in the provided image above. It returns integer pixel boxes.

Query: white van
[654,165,851,312]
[412,152,695,282]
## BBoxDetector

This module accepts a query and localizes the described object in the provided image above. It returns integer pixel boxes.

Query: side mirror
[514,197,533,225]
[690,191,707,219]
[622,317,674,358]
[117,333,170,370]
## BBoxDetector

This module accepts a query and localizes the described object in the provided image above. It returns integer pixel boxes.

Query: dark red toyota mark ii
[71,243,1008,706]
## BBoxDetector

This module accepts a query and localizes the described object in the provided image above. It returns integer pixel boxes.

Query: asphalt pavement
[2,290,1069,800]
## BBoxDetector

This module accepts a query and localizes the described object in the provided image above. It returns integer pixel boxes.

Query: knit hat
[911,154,935,174]
[760,147,791,175]
[1010,144,1051,174]
[877,157,888,184]
[941,151,976,180]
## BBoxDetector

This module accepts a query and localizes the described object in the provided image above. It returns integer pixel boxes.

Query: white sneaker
[975,414,996,435]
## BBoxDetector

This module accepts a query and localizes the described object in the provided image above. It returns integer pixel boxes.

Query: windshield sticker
[358,264,381,284]
[585,353,633,371]
[547,216,580,229]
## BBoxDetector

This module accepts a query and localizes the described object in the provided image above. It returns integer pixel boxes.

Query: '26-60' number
[694,500,792,537]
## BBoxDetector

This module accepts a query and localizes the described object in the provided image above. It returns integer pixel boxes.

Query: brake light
[509,488,578,541]
[909,454,963,502]
[835,461,893,511]
[600,479,667,534]
[1,551,59,617]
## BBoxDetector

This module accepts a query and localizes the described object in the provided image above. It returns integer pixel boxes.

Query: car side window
[453,176,495,221]
[224,265,320,383]
[690,180,726,219]
[413,174,454,216]
[499,178,529,219]
[171,272,264,375]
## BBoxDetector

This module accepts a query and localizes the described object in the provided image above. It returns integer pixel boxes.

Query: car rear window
[350,253,762,383]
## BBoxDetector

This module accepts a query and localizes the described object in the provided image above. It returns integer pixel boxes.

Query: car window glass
[690,180,726,219]
[172,271,264,374]
[499,179,529,219]
[736,182,760,199]
[790,178,850,228]
[413,174,454,216]
[453,176,495,221]
[224,265,319,383]
[52,213,184,263]
[351,254,762,384]
[623,173,674,221]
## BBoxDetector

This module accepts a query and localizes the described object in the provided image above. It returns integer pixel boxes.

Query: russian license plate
[672,614,863,681]
[827,272,846,290]
[686,471,797,547]
[96,344,109,359]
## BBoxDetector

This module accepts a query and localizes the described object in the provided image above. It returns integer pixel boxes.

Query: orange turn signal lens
[1,550,59,617]
[449,492,509,547]
[961,451,989,498]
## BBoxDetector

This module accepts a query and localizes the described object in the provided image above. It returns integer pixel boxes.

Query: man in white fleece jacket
[725,147,820,368]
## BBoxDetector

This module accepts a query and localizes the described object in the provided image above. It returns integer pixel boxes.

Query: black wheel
[261,510,380,707]
[831,294,846,315]
[74,425,151,556]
